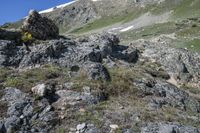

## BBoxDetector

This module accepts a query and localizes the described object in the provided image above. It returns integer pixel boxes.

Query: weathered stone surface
[31,84,47,97]
[0,40,23,67]
[0,33,139,70]
[21,10,59,40]
[0,32,200,133]
[84,62,111,81]
[1,87,57,132]
[141,123,200,133]
[142,40,200,85]
[134,78,200,112]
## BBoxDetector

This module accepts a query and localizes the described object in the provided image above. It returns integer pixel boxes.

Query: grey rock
[0,40,23,67]
[134,79,200,112]
[31,84,47,97]
[2,87,28,106]
[142,41,200,85]
[53,87,107,109]
[77,123,86,131]
[84,62,111,81]
[1,88,57,132]
[112,47,139,63]
[85,123,100,133]
[0,33,138,69]
[4,116,21,132]
[83,86,91,95]
[46,0,99,32]
[21,10,59,40]
[122,129,134,133]
[141,123,200,133]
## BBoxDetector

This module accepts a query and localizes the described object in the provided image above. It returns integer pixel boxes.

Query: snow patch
[39,1,76,14]
[120,26,134,32]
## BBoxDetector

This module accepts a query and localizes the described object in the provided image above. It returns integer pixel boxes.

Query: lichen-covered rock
[21,10,59,40]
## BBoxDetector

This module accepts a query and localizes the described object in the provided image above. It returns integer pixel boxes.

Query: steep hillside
[0,0,200,132]
[2,0,199,34]
[70,0,200,34]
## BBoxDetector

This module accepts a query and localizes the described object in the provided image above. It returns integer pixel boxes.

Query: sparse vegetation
[3,65,69,92]
[175,39,200,53]
[120,22,177,41]
[70,9,146,34]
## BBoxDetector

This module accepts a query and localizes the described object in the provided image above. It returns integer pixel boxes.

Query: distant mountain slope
[1,0,199,34]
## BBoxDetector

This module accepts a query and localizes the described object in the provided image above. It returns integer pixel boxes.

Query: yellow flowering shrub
[21,32,33,43]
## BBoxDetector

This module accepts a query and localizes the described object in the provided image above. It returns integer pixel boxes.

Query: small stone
[76,96,82,101]
[70,128,76,131]
[31,84,47,97]
[79,108,86,113]
[60,115,65,119]
[64,82,74,89]
[119,106,124,109]
[61,107,66,110]
[83,86,91,95]
[110,124,119,129]
[76,123,86,131]
[20,115,24,119]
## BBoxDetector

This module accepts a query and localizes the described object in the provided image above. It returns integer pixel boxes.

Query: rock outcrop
[21,10,59,40]
[141,39,200,85]
[0,33,138,69]
[141,123,200,133]
[0,32,200,132]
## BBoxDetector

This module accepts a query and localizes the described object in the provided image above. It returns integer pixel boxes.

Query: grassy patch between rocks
[2,65,69,92]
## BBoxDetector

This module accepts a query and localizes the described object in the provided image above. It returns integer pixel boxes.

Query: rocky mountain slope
[0,0,200,133]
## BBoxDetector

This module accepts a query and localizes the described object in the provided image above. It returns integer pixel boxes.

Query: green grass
[120,22,177,41]
[181,84,200,95]
[176,24,200,38]
[70,16,122,34]
[1,20,23,29]
[70,0,200,35]
[172,0,200,19]
[70,9,146,34]
[175,39,200,53]
[70,67,140,97]
[3,65,69,92]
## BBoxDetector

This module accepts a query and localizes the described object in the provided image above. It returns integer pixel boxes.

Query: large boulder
[21,10,59,40]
